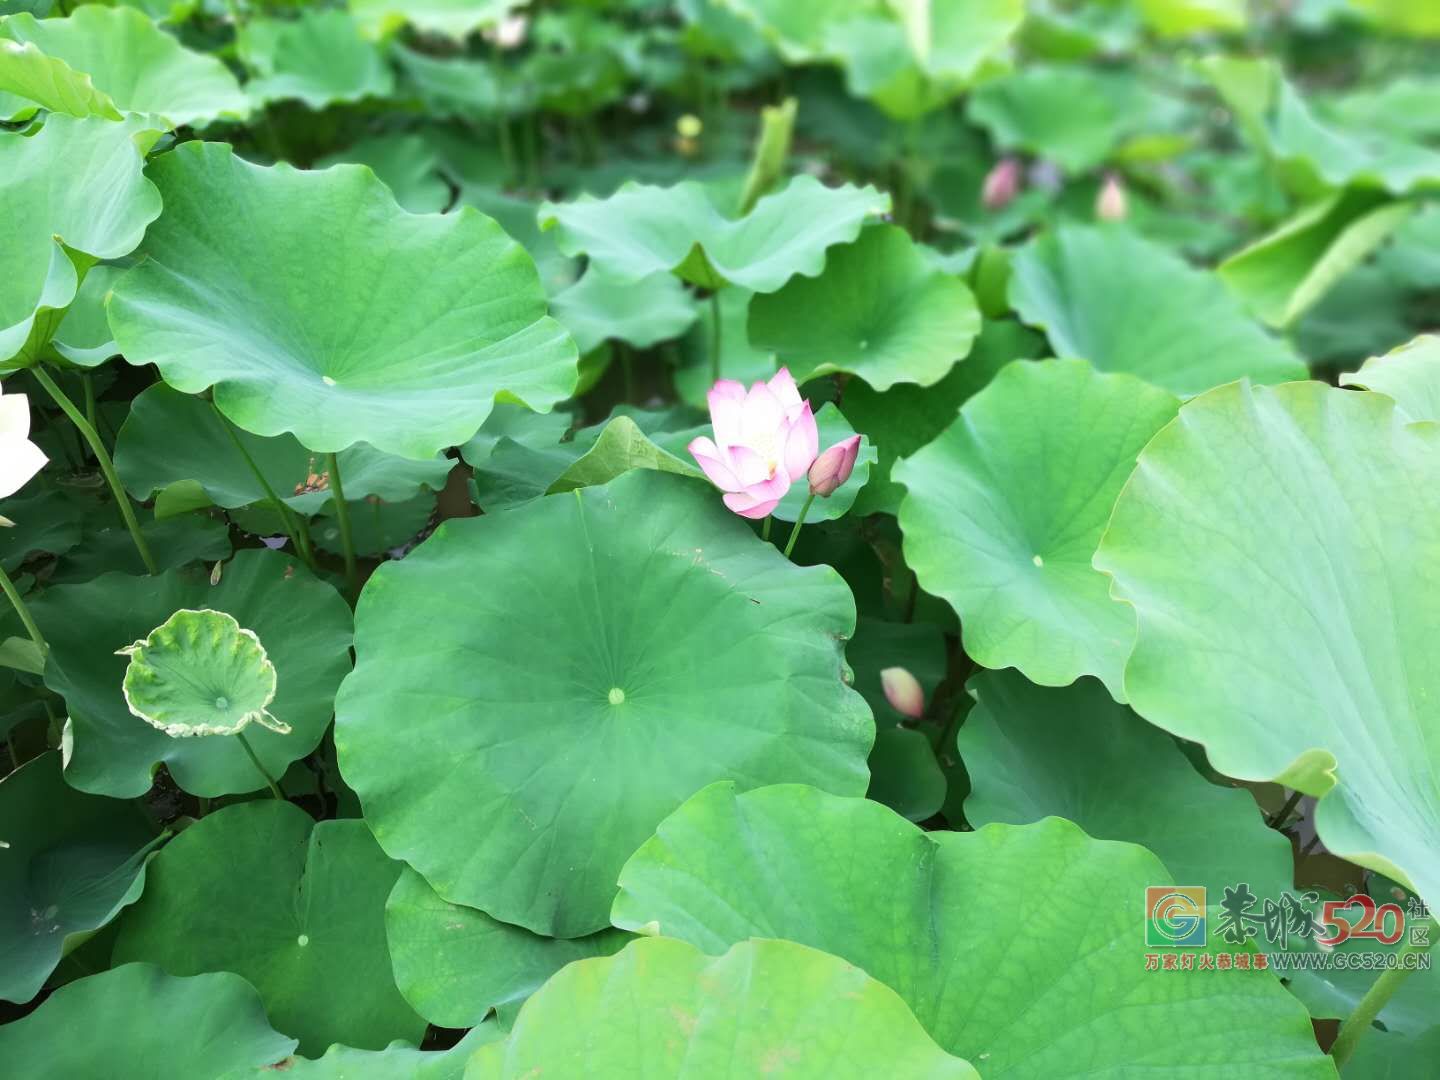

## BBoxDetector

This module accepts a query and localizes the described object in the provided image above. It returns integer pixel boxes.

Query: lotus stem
[1331,919,1434,1066]
[709,291,723,382]
[32,365,158,575]
[235,730,284,801]
[1268,788,1303,828]
[783,492,815,559]
[82,374,98,446]
[211,403,317,569]
[0,563,45,654]
[325,453,359,595]
[761,515,772,542]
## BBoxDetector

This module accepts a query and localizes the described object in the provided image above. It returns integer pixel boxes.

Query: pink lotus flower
[688,369,819,519]
[808,435,861,497]
[1096,173,1129,222]
[981,157,1022,210]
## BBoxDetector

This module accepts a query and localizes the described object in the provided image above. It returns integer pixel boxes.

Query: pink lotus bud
[981,157,1022,210]
[880,667,925,719]
[1096,173,1128,222]
[688,368,819,519]
[808,435,861,497]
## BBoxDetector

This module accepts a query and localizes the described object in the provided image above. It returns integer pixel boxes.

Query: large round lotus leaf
[0,113,161,368]
[49,511,231,584]
[119,608,287,738]
[31,548,352,798]
[0,751,163,1003]
[0,35,121,120]
[0,963,295,1076]
[113,800,426,1056]
[748,224,980,391]
[1340,334,1440,422]
[1008,225,1306,396]
[551,265,698,356]
[0,6,250,127]
[967,67,1173,173]
[613,784,1337,1078]
[238,9,393,110]
[316,133,451,215]
[466,936,976,1080]
[334,470,873,937]
[956,669,1294,906]
[349,0,524,40]
[895,360,1179,699]
[115,383,451,513]
[107,141,578,461]
[1094,379,1440,912]
[239,1024,502,1080]
[386,867,633,1028]
[537,175,890,293]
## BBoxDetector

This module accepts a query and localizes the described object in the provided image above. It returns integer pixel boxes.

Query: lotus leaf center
[608,687,625,706]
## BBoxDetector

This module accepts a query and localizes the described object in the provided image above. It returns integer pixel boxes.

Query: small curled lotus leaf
[118,608,290,738]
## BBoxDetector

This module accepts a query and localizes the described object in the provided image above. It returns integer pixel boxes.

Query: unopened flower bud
[1096,173,1128,222]
[808,435,861,497]
[881,666,925,719]
[981,157,1022,210]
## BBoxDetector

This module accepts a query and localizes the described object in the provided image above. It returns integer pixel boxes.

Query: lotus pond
[0,0,1438,1077]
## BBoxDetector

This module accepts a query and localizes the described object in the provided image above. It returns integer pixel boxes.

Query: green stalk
[32,365,158,575]
[782,492,816,559]
[1331,920,1434,1066]
[82,374,98,449]
[709,291,723,383]
[761,515,772,542]
[1268,788,1304,828]
[325,453,358,595]
[236,731,284,801]
[211,403,317,569]
[0,563,45,654]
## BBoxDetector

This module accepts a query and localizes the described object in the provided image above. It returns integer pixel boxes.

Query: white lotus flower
[0,382,46,501]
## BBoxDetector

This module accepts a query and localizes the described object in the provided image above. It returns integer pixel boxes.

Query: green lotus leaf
[1136,0,1246,35]
[335,470,873,937]
[118,607,287,738]
[613,784,1338,1077]
[349,0,524,40]
[0,963,296,1077]
[239,8,394,110]
[957,669,1294,906]
[0,487,84,572]
[1,113,161,369]
[234,1024,503,1080]
[1339,334,1440,422]
[771,402,875,523]
[48,511,231,584]
[1009,225,1307,396]
[0,36,120,120]
[114,800,425,1056]
[115,383,451,515]
[537,175,890,293]
[715,0,1022,119]
[748,225,980,391]
[1093,380,1440,910]
[32,548,352,798]
[108,140,578,461]
[49,263,122,367]
[1347,0,1440,34]
[1218,189,1413,328]
[316,132,451,214]
[896,360,1179,699]
[548,414,704,493]
[386,867,633,1028]
[0,6,250,127]
[551,265,698,356]
[968,66,1182,173]
[466,936,977,1080]
[1204,56,1440,196]
[0,751,163,1003]
[841,320,1046,517]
